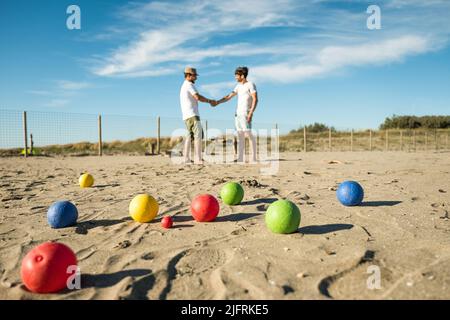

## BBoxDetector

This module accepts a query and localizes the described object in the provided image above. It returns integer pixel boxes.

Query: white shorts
[235,115,252,132]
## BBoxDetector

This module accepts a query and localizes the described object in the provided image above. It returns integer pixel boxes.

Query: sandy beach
[1,151,450,300]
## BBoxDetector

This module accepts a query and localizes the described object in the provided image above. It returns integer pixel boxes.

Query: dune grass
[1,129,449,157]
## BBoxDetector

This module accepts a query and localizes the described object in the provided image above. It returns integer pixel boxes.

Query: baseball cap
[184,67,198,76]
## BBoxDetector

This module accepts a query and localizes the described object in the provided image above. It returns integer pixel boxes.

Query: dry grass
[1,129,449,157]
[279,129,450,152]
[0,137,181,157]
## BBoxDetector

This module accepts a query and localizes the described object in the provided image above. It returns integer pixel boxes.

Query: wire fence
[280,128,450,152]
[0,109,449,157]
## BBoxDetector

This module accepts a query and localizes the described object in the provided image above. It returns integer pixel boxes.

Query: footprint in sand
[159,248,229,299]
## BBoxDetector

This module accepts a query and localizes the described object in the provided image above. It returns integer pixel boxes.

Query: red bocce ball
[21,242,77,293]
[190,194,220,222]
[161,216,173,228]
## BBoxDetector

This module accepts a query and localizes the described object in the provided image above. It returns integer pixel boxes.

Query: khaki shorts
[184,116,203,140]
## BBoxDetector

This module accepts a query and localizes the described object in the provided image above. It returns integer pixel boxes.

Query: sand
[1,151,450,300]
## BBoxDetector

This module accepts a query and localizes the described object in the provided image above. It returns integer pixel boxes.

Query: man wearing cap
[180,67,216,165]
[215,66,258,163]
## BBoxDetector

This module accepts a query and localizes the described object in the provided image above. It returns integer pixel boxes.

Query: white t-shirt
[233,81,257,116]
[180,80,199,120]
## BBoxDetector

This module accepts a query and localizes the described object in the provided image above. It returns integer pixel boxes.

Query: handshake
[208,99,220,107]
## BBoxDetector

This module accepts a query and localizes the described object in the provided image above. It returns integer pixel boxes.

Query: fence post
[30,134,34,155]
[350,129,353,152]
[445,130,450,150]
[385,130,389,151]
[274,123,278,154]
[150,143,155,155]
[435,128,438,151]
[407,130,410,152]
[400,130,403,151]
[204,120,208,152]
[98,115,103,156]
[413,130,416,152]
[328,128,331,151]
[23,111,28,158]
[369,130,372,151]
[425,131,428,151]
[303,126,307,152]
[157,116,161,154]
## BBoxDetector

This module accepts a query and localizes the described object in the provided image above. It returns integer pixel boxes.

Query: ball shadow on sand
[215,212,260,222]
[240,198,278,206]
[169,215,194,222]
[75,217,132,235]
[298,224,354,235]
[92,183,120,188]
[360,201,402,207]
[82,269,152,289]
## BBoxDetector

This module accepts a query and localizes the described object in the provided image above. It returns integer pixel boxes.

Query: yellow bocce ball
[129,194,159,223]
[79,173,94,188]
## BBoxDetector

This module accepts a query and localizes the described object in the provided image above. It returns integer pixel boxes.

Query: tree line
[379,115,450,129]
[289,116,450,134]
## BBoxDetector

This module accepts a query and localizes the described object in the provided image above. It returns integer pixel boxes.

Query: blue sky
[1,0,449,132]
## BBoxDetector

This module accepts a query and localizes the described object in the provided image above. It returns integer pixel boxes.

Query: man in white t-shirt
[180,67,216,164]
[215,66,258,163]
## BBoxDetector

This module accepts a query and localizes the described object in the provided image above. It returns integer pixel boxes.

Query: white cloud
[385,0,449,8]
[91,0,450,82]
[93,38,299,77]
[250,35,429,83]
[93,0,301,77]
[318,36,429,67]
[111,67,179,78]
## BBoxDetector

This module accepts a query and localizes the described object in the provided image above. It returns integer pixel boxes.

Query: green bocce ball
[220,182,244,206]
[265,199,301,234]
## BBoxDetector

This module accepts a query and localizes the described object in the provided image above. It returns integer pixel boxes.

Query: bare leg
[183,135,191,163]
[194,137,203,164]
[246,131,257,163]
[237,131,245,162]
